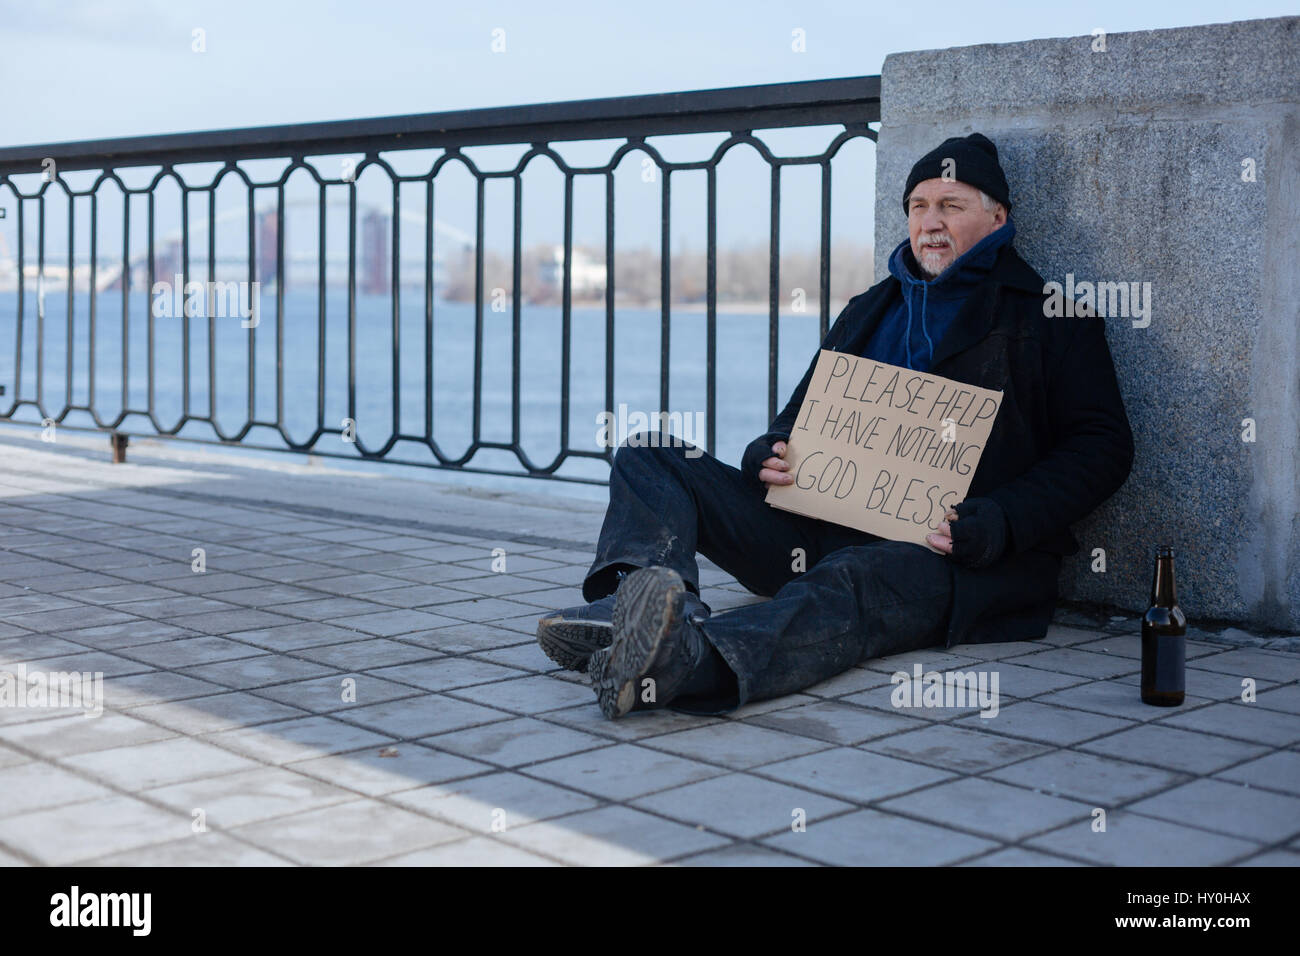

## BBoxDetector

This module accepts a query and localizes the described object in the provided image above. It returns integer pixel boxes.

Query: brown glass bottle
[1141,546,1186,706]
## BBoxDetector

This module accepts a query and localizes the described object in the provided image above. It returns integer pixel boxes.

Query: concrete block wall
[873,17,1300,630]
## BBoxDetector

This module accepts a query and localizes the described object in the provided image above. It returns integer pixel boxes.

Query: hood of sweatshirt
[886,217,1017,370]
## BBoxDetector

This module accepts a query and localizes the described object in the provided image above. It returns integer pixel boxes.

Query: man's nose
[920,207,945,232]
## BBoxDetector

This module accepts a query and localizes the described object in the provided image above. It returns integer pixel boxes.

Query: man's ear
[993,204,1007,227]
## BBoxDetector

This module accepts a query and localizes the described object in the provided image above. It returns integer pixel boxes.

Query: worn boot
[587,566,713,719]
[537,568,710,672]
[536,593,618,671]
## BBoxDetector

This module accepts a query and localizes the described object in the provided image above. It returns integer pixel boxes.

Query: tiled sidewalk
[0,432,1297,866]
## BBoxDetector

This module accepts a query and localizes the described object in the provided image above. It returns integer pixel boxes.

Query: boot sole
[536,617,612,672]
[590,567,684,719]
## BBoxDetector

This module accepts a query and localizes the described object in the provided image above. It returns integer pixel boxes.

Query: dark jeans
[583,430,955,714]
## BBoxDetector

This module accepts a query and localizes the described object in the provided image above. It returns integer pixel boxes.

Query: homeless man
[535,131,1135,720]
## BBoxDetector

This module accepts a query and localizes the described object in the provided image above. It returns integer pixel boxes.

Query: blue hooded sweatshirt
[863,218,1016,373]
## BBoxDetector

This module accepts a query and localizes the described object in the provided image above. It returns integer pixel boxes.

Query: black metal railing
[0,76,880,482]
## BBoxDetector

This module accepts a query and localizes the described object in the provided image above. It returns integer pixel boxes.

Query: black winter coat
[741,243,1135,648]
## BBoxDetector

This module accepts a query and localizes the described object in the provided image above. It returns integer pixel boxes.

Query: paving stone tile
[390,770,600,830]
[1027,810,1262,865]
[1030,679,1214,722]
[156,572,273,595]
[1214,750,1300,795]
[180,655,337,690]
[673,844,816,866]
[544,702,723,742]
[877,776,1093,842]
[1078,724,1271,775]
[762,807,998,865]
[143,766,356,828]
[1125,778,1300,843]
[61,583,179,605]
[375,836,558,866]
[363,584,475,608]
[1233,849,1300,866]
[335,695,511,739]
[116,635,269,669]
[423,716,611,768]
[168,608,304,635]
[445,675,597,714]
[263,596,388,621]
[384,564,494,586]
[290,638,441,670]
[231,798,468,864]
[75,736,260,790]
[1255,684,1300,715]
[499,805,728,865]
[204,715,394,764]
[112,595,238,619]
[838,680,994,723]
[1159,701,1300,746]
[21,648,154,680]
[958,847,1085,866]
[0,743,29,769]
[861,649,984,675]
[444,576,563,600]
[1188,649,1300,682]
[758,746,957,804]
[632,773,851,838]
[287,745,492,795]
[0,795,189,865]
[129,691,310,735]
[225,621,362,651]
[106,671,225,707]
[0,594,81,617]
[951,700,1136,746]
[423,598,543,624]
[748,700,931,745]
[207,584,324,607]
[331,608,463,636]
[640,721,831,770]
[370,657,528,692]
[0,762,115,817]
[799,667,895,698]
[526,743,724,800]
[54,619,196,651]
[0,711,177,757]
[470,643,563,674]
[251,673,424,714]
[1002,647,1140,679]
[85,833,291,866]
[986,749,1187,805]
[0,635,88,661]
[860,724,1053,773]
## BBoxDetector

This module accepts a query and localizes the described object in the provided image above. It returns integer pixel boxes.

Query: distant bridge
[0,197,474,295]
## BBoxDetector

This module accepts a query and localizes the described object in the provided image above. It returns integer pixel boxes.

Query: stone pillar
[874,17,1300,630]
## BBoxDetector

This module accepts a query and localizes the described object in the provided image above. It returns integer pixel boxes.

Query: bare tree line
[442,241,875,309]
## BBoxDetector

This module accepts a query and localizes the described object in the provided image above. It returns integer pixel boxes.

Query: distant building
[539,245,605,297]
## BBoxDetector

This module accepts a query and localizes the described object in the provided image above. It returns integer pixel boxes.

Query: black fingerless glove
[948,496,1010,568]
[741,432,789,487]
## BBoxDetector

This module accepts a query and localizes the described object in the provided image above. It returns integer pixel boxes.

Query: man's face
[906,178,1006,278]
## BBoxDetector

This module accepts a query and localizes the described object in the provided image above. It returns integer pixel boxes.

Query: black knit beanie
[902,132,1011,213]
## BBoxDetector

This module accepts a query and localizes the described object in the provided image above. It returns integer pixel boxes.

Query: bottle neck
[1151,555,1178,607]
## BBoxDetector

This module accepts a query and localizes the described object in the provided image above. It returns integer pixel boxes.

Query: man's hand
[927,497,1010,568]
[759,440,793,486]
[925,507,962,555]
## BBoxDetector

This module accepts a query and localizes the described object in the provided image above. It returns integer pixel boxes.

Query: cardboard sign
[764,350,1003,548]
